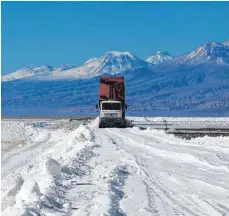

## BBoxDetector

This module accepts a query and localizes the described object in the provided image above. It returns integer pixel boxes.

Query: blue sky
[2,1,229,74]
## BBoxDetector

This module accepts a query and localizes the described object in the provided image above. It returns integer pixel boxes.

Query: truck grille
[104,113,118,117]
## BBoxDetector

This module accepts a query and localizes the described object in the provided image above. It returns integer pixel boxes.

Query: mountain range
[2,39,229,116]
[2,51,154,81]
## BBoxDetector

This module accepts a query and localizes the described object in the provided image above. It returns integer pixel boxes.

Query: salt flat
[1,117,229,216]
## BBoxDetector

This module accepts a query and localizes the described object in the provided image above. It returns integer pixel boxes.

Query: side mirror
[125,104,127,109]
[96,104,98,109]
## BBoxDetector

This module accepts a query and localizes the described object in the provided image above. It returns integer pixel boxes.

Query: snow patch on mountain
[146,51,174,64]
[54,64,78,72]
[84,58,97,65]
[223,39,229,47]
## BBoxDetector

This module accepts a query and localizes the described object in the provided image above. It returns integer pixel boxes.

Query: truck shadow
[99,119,134,129]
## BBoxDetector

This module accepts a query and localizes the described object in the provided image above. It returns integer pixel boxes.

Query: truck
[96,76,127,128]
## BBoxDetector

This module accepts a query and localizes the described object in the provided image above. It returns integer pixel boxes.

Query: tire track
[105,127,227,216]
[105,129,191,215]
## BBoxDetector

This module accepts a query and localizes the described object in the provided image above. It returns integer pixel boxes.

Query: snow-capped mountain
[173,41,229,65]
[2,65,54,81]
[146,51,174,64]
[52,51,153,79]
[2,51,153,81]
[1,65,79,81]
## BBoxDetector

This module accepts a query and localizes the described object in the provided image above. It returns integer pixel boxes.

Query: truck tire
[99,123,104,128]
[120,124,126,128]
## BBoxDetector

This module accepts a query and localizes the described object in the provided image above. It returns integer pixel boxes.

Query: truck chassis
[99,117,126,128]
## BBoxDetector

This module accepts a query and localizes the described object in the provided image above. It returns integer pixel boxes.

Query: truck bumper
[99,118,125,127]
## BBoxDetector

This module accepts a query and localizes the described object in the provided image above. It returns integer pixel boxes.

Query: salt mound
[1,176,24,211]
[15,180,42,208]
[89,117,99,128]
[45,158,62,176]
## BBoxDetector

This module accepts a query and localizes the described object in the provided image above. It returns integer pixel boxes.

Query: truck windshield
[102,103,121,110]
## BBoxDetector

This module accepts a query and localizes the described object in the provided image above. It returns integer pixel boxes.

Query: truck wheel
[99,123,104,128]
